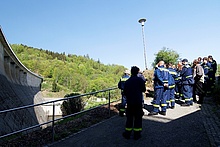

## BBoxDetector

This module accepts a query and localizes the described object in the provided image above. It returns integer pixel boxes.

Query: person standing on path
[118,69,130,116]
[207,55,217,95]
[122,66,146,140]
[192,59,205,104]
[148,61,169,116]
[201,57,211,96]
[137,69,147,107]
[180,59,194,106]
[167,63,177,109]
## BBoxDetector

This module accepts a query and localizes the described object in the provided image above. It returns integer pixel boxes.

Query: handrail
[0,87,119,143]
[0,87,117,114]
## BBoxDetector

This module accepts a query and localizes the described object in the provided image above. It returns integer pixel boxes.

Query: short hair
[193,59,199,64]
[203,57,208,61]
[208,55,213,60]
[131,66,139,76]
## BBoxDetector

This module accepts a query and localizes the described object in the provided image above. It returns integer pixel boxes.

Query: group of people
[117,55,217,140]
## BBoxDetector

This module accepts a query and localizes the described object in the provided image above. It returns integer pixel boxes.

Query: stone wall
[0,27,46,136]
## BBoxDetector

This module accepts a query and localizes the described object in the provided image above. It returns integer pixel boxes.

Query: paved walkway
[49,97,220,147]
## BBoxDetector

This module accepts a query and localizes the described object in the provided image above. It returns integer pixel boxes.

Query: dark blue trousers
[182,84,193,105]
[153,87,167,112]
[168,88,175,107]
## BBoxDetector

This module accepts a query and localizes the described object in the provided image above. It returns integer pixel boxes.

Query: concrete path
[49,97,220,147]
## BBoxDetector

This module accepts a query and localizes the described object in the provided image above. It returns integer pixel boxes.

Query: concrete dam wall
[0,27,46,136]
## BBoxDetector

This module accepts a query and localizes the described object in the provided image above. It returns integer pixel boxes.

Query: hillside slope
[11,44,126,97]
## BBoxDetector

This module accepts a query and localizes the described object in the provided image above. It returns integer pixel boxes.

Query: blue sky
[1,0,219,70]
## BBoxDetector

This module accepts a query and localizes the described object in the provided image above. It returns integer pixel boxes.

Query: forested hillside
[11,44,126,97]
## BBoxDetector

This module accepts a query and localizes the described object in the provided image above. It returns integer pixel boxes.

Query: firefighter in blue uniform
[174,62,183,100]
[167,63,177,109]
[122,66,146,140]
[208,55,217,95]
[137,70,147,107]
[148,61,169,116]
[202,57,211,96]
[180,59,194,106]
[118,70,130,116]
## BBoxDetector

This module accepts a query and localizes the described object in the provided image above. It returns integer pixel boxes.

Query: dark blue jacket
[168,67,177,89]
[208,61,216,79]
[209,60,217,74]
[153,65,169,89]
[174,70,182,84]
[202,62,211,81]
[180,64,194,85]
[124,75,146,105]
[118,75,130,90]
[137,73,146,83]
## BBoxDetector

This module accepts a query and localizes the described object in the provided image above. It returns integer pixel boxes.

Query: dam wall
[0,27,46,136]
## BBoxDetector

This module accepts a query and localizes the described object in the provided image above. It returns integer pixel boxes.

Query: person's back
[124,76,146,105]
[118,71,130,90]
[122,66,146,140]
[118,70,130,116]
[137,72,146,83]
[202,57,211,77]
[180,63,194,85]
[167,67,177,88]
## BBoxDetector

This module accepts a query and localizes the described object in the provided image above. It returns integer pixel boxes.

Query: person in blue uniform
[208,55,217,95]
[167,63,177,109]
[137,69,147,107]
[202,57,211,96]
[180,59,194,106]
[174,62,183,100]
[148,61,169,116]
[122,66,146,140]
[118,70,130,116]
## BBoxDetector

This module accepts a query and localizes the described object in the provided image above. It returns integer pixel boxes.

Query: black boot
[197,95,204,104]
[134,131,142,140]
[148,111,158,116]
[159,111,166,116]
[119,111,124,117]
[122,131,131,139]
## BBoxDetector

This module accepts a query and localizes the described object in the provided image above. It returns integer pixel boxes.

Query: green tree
[153,47,180,67]
[11,44,124,96]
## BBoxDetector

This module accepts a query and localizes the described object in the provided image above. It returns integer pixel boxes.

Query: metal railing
[0,87,119,143]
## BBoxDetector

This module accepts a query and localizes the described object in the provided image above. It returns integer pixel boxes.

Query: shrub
[143,69,154,88]
[60,93,85,116]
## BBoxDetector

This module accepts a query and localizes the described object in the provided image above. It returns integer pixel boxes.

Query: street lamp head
[138,18,147,26]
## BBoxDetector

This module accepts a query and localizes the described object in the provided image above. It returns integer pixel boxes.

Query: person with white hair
[148,61,169,116]
[118,69,130,116]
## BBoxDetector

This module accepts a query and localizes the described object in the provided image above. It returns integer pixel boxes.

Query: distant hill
[11,44,126,97]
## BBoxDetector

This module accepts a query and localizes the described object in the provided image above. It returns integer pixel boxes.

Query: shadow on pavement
[50,104,210,147]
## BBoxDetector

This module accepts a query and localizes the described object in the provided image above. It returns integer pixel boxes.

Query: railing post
[108,90,111,117]
[52,102,55,143]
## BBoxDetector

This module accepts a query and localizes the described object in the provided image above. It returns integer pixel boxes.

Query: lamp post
[138,18,147,70]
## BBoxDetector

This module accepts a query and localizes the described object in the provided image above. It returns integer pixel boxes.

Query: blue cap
[182,59,188,62]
